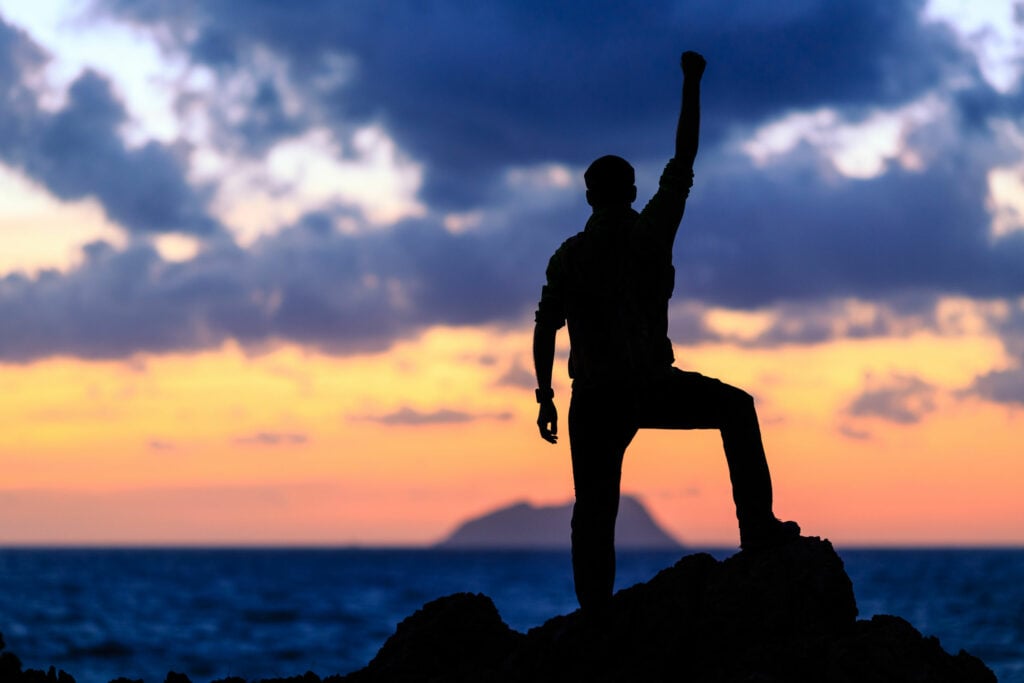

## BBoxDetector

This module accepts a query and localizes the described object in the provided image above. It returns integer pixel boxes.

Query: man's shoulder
[550,230,587,261]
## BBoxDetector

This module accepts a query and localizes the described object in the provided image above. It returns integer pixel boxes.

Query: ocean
[0,547,1021,682]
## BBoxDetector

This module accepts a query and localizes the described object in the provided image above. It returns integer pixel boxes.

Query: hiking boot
[740,517,801,551]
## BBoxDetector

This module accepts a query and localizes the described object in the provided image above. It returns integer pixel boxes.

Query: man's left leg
[568,387,636,613]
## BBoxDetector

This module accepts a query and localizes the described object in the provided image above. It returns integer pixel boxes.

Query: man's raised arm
[649,50,704,248]
[676,51,705,169]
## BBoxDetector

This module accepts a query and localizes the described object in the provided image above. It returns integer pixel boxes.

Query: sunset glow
[1,1,1023,546]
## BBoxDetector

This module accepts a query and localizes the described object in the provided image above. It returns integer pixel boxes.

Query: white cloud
[740,96,946,179]
[206,126,425,244]
[985,120,1024,239]
[505,163,575,191]
[0,0,185,143]
[923,0,1024,93]
[152,233,201,262]
[0,163,126,275]
[987,164,1024,238]
[0,5,424,247]
[443,211,485,235]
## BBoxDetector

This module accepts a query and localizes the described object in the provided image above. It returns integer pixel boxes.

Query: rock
[0,538,998,682]
[342,537,996,682]
[344,593,525,683]
[0,637,76,683]
[250,673,322,683]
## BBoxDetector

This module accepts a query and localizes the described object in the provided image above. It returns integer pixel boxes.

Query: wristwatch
[535,387,554,403]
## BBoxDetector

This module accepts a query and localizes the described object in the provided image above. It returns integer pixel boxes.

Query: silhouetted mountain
[344,537,995,683]
[436,495,681,550]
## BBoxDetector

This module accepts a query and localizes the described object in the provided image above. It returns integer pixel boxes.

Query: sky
[0,0,1022,546]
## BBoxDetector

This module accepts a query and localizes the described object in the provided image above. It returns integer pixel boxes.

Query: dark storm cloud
[1,2,1023,366]
[185,76,308,158]
[847,374,937,424]
[90,0,1024,308]
[679,155,1024,310]
[0,13,45,109]
[97,0,965,209]
[0,201,565,361]
[0,15,222,236]
[23,71,222,236]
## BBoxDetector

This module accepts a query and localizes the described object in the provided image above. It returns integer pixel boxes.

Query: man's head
[584,155,637,208]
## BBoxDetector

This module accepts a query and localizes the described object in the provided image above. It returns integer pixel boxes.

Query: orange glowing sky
[1,1,1023,546]
[2,319,1020,547]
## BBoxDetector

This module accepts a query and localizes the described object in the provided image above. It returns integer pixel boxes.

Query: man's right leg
[568,387,634,613]
[637,369,798,549]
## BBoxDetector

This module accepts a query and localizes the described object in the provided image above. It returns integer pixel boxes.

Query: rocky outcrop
[0,537,997,682]
[344,537,995,682]
[0,633,76,683]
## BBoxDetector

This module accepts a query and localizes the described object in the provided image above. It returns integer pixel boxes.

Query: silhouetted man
[533,51,799,613]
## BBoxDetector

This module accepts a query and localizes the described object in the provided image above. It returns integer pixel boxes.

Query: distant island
[436,494,681,549]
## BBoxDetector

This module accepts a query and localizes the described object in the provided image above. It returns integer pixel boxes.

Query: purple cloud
[847,374,937,424]
[234,432,309,446]
[358,407,513,426]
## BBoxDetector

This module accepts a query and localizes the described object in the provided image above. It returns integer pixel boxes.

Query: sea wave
[0,547,1020,682]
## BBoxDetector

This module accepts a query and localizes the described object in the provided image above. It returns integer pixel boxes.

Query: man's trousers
[568,367,775,612]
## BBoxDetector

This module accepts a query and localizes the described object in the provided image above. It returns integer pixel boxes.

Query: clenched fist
[681,51,706,79]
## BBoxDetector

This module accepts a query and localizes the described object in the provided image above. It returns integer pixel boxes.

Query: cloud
[0,2,1021,363]
[96,0,970,210]
[847,373,937,424]
[729,296,944,348]
[966,368,1024,406]
[27,72,222,236]
[496,361,537,390]
[0,195,568,361]
[838,424,873,441]
[234,432,309,446]
[962,300,1024,406]
[679,152,1024,310]
[358,407,513,426]
[0,16,223,237]
[1,155,1020,362]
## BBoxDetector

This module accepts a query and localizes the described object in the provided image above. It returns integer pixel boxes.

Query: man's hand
[537,399,558,444]
[681,51,706,80]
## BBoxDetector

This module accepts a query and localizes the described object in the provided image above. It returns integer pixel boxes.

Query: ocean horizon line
[1,541,1022,551]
